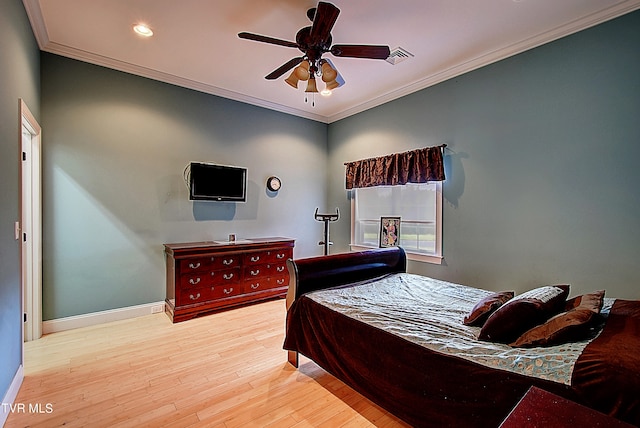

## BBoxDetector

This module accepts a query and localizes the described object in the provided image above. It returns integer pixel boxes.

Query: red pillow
[511,290,605,347]
[478,285,570,344]
[463,291,514,327]
[565,290,605,312]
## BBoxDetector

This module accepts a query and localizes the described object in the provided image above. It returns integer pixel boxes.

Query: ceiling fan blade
[310,2,340,47]
[238,32,298,49]
[331,44,391,60]
[265,57,305,80]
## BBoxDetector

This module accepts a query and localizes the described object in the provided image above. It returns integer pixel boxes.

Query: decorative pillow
[564,290,605,312]
[478,285,570,344]
[463,291,514,327]
[511,290,605,348]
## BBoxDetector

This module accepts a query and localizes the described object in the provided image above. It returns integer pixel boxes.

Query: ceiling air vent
[385,47,414,65]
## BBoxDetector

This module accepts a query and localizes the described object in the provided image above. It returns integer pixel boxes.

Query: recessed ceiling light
[133,24,153,37]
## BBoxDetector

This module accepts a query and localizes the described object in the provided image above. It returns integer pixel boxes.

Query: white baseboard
[1,364,24,427]
[42,301,166,334]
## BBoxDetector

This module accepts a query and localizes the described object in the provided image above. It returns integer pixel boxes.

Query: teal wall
[328,11,640,299]
[41,54,328,320]
[0,0,40,403]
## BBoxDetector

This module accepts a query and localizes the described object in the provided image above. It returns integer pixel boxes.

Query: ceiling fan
[238,1,390,94]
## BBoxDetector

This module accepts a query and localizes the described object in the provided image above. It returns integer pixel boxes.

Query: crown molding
[41,41,330,123]
[23,0,640,124]
[327,0,640,123]
[22,0,49,49]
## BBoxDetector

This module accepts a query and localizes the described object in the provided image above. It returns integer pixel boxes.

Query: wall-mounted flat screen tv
[188,162,247,202]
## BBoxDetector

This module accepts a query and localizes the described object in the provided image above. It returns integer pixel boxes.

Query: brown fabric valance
[344,145,446,189]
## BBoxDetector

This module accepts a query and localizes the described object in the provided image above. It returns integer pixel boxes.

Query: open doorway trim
[19,99,42,342]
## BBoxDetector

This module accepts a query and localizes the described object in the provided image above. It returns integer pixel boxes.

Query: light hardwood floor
[6,299,410,427]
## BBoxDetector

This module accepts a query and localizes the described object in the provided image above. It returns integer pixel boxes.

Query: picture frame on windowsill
[380,217,401,248]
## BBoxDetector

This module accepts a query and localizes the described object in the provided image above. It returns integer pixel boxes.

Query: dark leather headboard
[286,247,407,303]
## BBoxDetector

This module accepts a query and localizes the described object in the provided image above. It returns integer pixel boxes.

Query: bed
[283,247,640,427]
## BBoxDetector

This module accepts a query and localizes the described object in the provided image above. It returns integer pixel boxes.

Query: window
[350,182,443,264]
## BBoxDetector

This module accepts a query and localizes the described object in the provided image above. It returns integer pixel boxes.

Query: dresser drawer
[242,248,293,266]
[179,254,241,272]
[244,276,288,293]
[178,281,243,305]
[270,262,288,276]
[178,286,215,306]
[243,264,268,279]
[211,283,243,299]
[266,248,292,263]
[243,261,288,279]
[243,251,268,266]
[180,273,209,289]
[271,275,288,288]
[179,257,211,273]
[209,267,241,286]
[210,254,240,269]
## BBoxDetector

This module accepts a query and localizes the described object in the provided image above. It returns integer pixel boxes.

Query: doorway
[20,99,42,342]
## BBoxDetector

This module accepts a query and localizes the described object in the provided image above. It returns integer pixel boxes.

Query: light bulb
[133,24,153,37]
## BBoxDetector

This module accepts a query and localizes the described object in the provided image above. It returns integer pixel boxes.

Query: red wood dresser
[164,237,294,322]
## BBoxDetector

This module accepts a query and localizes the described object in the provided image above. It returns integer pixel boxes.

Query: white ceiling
[22,0,640,123]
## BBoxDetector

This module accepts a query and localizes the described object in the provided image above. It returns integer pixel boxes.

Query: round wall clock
[267,176,281,192]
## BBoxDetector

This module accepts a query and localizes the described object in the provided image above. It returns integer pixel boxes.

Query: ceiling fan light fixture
[325,79,340,91]
[294,60,311,81]
[284,71,300,88]
[321,61,338,82]
[320,89,332,96]
[305,76,318,93]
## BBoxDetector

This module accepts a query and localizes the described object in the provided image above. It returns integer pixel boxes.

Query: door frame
[19,99,42,342]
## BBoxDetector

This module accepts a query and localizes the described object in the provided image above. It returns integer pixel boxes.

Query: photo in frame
[380,217,401,248]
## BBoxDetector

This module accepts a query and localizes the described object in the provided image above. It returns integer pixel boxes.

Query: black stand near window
[315,208,339,255]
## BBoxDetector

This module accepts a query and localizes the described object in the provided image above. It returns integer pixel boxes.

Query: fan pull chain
[304,93,316,107]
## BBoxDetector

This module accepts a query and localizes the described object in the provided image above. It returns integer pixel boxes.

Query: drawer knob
[276,266,285,272]
[223,288,234,295]
[250,255,260,262]
[189,277,201,285]
[276,279,285,285]
[223,259,234,265]
[189,293,201,300]
[251,283,260,290]
[188,262,201,269]
[223,273,234,280]
[250,269,260,276]
[276,253,286,259]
